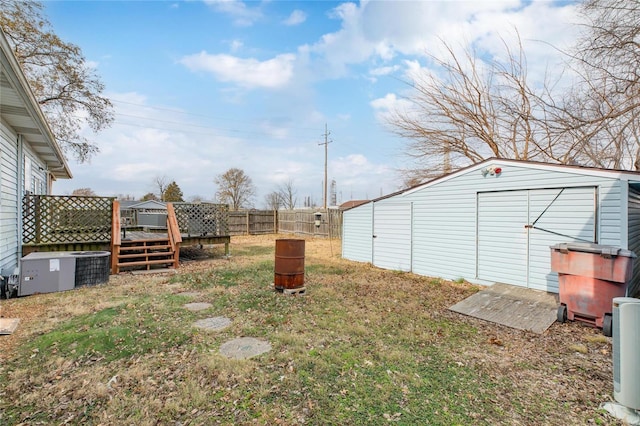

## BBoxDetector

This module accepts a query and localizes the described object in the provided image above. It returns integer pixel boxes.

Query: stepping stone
[0,318,20,335]
[177,291,200,298]
[219,337,272,360]
[183,302,212,311]
[193,316,231,331]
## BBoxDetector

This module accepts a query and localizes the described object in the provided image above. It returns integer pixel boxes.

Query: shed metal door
[373,202,412,272]
[477,190,529,287]
[527,187,596,292]
[477,187,597,292]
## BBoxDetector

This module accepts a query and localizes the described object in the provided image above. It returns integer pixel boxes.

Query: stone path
[183,302,212,311]
[183,295,272,359]
[193,316,232,331]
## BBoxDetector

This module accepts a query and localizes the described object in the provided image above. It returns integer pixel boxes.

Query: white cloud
[229,39,243,53]
[304,1,578,85]
[283,9,306,26]
[179,52,296,89]
[203,0,262,27]
[330,154,397,198]
[370,93,414,124]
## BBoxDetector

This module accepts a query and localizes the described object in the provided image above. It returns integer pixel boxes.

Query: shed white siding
[343,160,637,294]
[342,202,373,263]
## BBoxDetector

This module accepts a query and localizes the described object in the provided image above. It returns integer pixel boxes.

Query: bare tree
[0,0,113,161]
[264,192,281,210]
[71,188,96,196]
[214,168,255,211]
[387,34,592,184]
[558,0,640,169]
[277,179,297,210]
[140,192,159,201]
[153,175,170,201]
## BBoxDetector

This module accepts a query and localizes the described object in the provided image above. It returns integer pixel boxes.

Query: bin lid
[550,242,636,258]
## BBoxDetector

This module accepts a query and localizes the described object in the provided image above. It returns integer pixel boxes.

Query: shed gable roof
[127,200,167,210]
[402,158,640,197]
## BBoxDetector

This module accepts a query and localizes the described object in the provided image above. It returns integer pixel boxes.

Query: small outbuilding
[342,158,640,297]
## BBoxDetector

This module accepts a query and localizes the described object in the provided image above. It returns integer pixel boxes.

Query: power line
[110,99,323,132]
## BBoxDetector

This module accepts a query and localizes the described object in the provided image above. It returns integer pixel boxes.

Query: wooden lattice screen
[173,203,229,237]
[22,195,114,244]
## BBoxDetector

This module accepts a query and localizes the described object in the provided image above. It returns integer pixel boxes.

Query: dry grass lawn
[0,234,620,425]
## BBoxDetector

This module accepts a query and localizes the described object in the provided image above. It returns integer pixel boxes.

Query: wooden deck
[121,230,231,255]
[23,232,231,257]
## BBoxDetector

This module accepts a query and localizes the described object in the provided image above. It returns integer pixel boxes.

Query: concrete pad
[193,316,231,331]
[184,302,212,311]
[449,283,559,334]
[0,318,20,335]
[219,337,272,360]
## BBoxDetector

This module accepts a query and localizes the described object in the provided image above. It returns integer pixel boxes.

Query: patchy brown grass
[0,234,620,425]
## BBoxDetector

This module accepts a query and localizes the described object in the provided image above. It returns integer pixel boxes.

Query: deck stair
[116,238,176,271]
[111,201,182,274]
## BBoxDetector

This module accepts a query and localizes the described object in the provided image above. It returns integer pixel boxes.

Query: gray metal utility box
[19,252,77,296]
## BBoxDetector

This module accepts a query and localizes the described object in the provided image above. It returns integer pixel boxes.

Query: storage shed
[342,159,640,297]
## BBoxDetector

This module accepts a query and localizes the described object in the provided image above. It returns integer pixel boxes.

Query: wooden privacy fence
[228,209,342,238]
[23,194,114,245]
[228,210,277,235]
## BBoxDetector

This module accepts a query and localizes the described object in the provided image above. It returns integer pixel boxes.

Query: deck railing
[110,200,121,273]
[166,203,182,269]
[173,202,229,237]
[22,194,115,245]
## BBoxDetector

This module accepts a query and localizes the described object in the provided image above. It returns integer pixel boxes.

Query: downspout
[16,134,24,261]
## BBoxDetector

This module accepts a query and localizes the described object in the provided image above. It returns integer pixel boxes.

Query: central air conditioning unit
[19,252,77,297]
[613,297,640,410]
[17,251,111,297]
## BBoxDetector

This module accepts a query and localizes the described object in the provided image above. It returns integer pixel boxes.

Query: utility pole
[318,123,332,209]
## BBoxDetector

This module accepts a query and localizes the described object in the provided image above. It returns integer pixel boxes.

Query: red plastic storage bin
[550,243,636,336]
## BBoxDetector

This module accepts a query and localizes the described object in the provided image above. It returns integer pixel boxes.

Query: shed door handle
[373,235,377,238]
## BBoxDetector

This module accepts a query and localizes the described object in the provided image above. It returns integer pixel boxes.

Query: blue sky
[47,0,581,207]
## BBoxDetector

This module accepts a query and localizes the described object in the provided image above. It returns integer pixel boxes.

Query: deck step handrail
[166,203,182,269]
[111,200,121,274]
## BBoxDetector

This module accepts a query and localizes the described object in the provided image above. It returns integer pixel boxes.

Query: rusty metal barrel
[274,239,305,290]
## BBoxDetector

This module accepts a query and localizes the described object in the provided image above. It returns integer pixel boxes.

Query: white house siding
[0,121,19,275]
[627,187,640,297]
[342,202,373,263]
[349,161,630,293]
[372,201,412,272]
